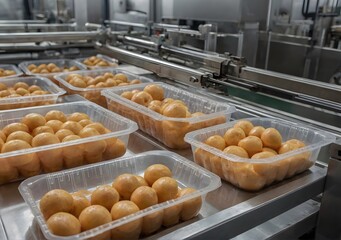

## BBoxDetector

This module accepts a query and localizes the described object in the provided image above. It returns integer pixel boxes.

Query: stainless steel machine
[0,0,341,239]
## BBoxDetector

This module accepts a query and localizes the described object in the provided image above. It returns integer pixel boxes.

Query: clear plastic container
[19,150,221,240]
[0,101,138,184]
[185,117,336,191]
[102,83,236,149]
[0,64,23,78]
[18,59,87,84]
[55,69,153,107]
[75,54,119,69]
[0,76,66,110]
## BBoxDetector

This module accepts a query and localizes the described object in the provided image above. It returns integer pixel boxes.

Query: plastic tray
[102,83,236,149]
[75,54,119,69]
[0,76,66,110]
[55,69,153,107]
[0,101,138,184]
[18,59,87,84]
[185,117,336,191]
[19,150,221,240]
[0,64,23,78]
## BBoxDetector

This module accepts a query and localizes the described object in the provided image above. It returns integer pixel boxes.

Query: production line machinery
[0,26,341,239]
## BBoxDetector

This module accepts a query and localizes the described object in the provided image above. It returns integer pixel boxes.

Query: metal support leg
[315,143,341,240]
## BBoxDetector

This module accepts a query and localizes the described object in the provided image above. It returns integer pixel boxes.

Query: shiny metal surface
[233,200,320,240]
[239,66,341,103]
[99,43,206,85]
[315,143,341,240]
[0,30,103,43]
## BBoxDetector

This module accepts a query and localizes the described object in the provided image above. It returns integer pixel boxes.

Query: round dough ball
[31,133,63,172]
[6,131,33,144]
[79,205,112,231]
[178,188,202,221]
[45,120,63,133]
[143,84,164,101]
[0,83,7,91]
[110,200,142,240]
[205,135,226,151]
[234,120,254,135]
[21,113,46,131]
[262,147,278,155]
[249,126,266,138]
[135,176,148,187]
[223,146,249,158]
[114,73,128,82]
[32,132,60,147]
[121,91,133,100]
[152,177,178,203]
[84,122,106,134]
[1,140,33,167]
[45,110,67,122]
[112,174,140,200]
[55,129,74,142]
[62,135,84,168]
[148,101,162,113]
[163,203,183,227]
[67,112,90,122]
[130,79,141,84]
[102,137,126,160]
[0,130,6,142]
[16,87,29,96]
[17,153,41,178]
[251,151,276,159]
[32,126,54,137]
[2,123,29,136]
[78,119,93,127]
[61,121,83,135]
[27,85,41,93]
[131,91,153,106]
[130,186,158,210]
[162,103,187,118]
[69,78,87,88]
[13,82,29,90]
[91,185,119,211]
[79,128,106,163]
[238,136,263,157]
[278,139,305,154]
[144,164,172,186]
[261,128,282,150]
[40,189,73,219]
[70,194,91,218]
[47,212,81,236]
[223,127,245,146]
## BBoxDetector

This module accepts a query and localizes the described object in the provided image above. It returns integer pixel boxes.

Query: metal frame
[315,142,341,240]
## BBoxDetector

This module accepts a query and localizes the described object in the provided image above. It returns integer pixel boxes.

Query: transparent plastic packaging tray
[185,117,336,191]
[0,101,138,184]
[0,64,23,78]
[102,82,236,149]
[18,59,87,84]
[0,76,66,110]
[19,150,221,240]
[75,54,119,69]
[55,69,153,107]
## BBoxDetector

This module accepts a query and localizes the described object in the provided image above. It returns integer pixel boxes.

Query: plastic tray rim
[19,150,222,240]
[184,117,336,164]
[54,69,153,92]
[0,101,138,158]
[102,82,236,123]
